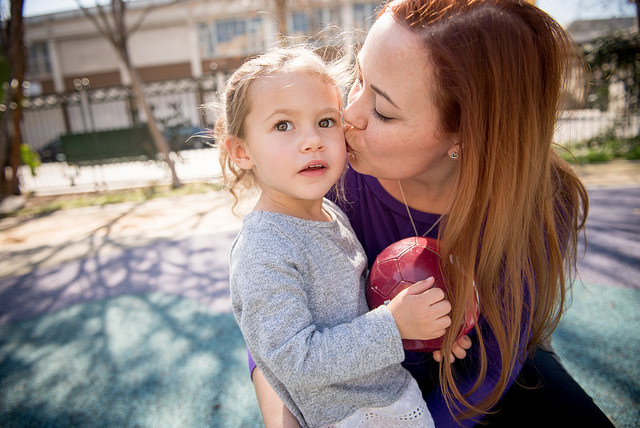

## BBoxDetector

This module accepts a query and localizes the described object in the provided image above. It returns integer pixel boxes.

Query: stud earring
[449,151,459,160]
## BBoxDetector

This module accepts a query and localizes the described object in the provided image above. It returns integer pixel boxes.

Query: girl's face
[343,12,459,186]
[231,71,345,217]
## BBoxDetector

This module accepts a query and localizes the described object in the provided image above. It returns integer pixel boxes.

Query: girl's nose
[301,129,325,152]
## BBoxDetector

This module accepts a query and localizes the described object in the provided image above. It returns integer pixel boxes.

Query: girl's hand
[387,278,452,341]
[432,334,472,363]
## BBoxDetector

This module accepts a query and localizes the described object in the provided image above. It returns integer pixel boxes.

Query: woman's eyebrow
[356,56,399,109]
[370,83,399,109]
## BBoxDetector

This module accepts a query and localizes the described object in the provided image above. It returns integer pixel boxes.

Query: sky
[20,0,638,27]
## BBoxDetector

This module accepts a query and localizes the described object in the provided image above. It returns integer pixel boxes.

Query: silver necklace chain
[397,180,443,237]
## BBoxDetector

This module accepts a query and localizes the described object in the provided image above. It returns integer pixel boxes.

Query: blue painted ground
[1,186,638,427]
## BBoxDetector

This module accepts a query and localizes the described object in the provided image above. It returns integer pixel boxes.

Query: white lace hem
[321,377,435,428]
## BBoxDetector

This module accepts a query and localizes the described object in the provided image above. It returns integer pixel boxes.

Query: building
[566,17,636,44]
[22,0,384,149]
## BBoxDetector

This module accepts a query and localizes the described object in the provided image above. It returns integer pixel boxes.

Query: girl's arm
[252,367,300,428]
[232,229,450,390]
[237,269,448,389]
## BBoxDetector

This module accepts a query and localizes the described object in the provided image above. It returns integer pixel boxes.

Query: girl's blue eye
[275,121,292,131]
[318,118,335,128]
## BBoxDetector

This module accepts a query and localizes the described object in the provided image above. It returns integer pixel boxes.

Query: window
[198,22,215,57]
[353,2,381,30]
[216,18,245,44]
[288,7,342,40]
[315,7,341,30]
[198,16,264,58]
[27,41,52,78]
[290,11,310,36]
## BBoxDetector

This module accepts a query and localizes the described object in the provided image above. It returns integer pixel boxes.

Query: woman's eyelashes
[353,72,393,123]
[372,108,393,122]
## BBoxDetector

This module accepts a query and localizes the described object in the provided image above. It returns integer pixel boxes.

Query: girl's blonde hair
[213,45,351,209]
[386,0,588,422]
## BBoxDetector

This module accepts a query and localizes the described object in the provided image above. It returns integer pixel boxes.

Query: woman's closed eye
[372,108,393,122]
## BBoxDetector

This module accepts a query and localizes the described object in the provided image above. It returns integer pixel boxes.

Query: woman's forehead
[359,13,432,109]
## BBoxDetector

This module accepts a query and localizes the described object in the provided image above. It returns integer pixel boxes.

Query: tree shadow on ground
[576,186,640,289]
[0,228,238,325]
[0,293,262,427]
[0,196,259,426]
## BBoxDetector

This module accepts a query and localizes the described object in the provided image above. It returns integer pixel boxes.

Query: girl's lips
[299,161,328,175]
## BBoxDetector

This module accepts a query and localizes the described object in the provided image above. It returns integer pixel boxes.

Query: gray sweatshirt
[229,199,412,427]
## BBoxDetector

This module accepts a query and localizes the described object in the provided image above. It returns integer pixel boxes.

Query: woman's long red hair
[387,0,589,422]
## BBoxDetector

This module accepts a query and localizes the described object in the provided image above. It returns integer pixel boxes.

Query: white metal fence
[17,147,222,196]
[15,76,640,196]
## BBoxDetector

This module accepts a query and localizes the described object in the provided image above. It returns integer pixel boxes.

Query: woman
[252,0,613,426]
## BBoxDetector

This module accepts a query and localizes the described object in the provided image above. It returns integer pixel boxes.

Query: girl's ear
[225,136,254,170]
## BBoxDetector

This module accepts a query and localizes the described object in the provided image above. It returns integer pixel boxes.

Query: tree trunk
[7,0,25,196]
[77,0,182,188]
[274,0,288,45]
[126,61,182,188]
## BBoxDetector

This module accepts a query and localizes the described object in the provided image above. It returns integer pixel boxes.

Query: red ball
[366,236,479,352]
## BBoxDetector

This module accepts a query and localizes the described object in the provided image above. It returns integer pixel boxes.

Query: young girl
[216,46,452,427]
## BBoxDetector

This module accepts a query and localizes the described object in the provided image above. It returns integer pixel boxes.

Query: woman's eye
[318,118,335,128]
[275,121,292,131]
[372,108,392,122]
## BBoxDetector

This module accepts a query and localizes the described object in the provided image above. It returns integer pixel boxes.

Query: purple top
[330,168,525,427]
[248,166,526,427]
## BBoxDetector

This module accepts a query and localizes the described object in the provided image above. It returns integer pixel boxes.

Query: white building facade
[22,0,383,149]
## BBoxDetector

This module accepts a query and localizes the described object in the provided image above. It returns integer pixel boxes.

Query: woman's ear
[225,136,254,170]
[447,141,461,160]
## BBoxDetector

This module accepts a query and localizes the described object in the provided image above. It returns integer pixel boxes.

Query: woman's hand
[432,334,472,363]
[387,277,452,340]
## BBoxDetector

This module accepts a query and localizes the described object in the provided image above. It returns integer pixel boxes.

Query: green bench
[60,125,157,166]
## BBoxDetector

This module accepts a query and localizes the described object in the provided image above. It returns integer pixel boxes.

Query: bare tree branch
[75,1,116,46]
[127,0,183,36]
[73,0,182,188]
[112,0,126,47]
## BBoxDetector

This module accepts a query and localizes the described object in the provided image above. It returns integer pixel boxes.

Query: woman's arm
[252,366,300,428]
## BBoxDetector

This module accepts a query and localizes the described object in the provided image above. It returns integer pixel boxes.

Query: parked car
[165,126,209,152]
[37,139,65,163]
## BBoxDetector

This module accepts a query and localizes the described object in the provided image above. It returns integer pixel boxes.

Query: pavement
[0,160,639,427]
[1,160,637,279]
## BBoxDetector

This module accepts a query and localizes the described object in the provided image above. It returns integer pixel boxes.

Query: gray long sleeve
[229,200,413,427]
